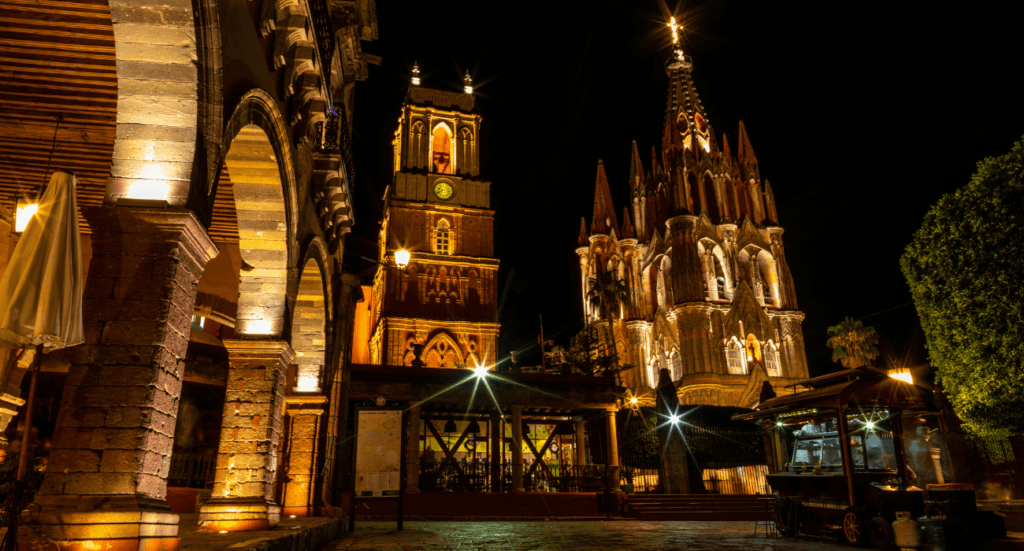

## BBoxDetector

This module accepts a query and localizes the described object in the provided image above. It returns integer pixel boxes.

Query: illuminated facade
[574,38,809,407]
[0,0,378,546]
[369,82,500,368]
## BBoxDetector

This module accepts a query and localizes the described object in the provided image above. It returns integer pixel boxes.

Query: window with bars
[435,219,450,255]
[764,344,781,377]
[725,343,745,375]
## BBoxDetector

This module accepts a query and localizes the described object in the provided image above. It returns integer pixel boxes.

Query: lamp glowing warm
[394,249,410,269]
[15,192,39,233]
[629,397,639,405]
[888,367,913,385]
[473,365,489,379]
[865,421,876,430]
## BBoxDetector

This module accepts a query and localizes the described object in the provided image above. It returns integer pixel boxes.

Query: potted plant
[620,466,635,494]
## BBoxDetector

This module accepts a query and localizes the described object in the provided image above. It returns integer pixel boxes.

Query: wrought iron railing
[167,453,216,488]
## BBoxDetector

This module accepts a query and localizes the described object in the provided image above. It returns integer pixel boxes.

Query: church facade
[574,39,810,408]
[368,76,500,368]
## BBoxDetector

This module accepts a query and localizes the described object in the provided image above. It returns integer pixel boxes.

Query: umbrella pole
[16,343,42,481]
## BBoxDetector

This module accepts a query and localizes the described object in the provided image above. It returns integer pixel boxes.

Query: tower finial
[411,61,421,86]
[669,16,680,45]
[463,70,473,94]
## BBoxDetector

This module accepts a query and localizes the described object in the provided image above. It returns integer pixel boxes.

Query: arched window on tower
[670,349,682,380]
[435,219,451,255]
[432,123,452,174]
[725,337,745,375]
[764,341,782,377]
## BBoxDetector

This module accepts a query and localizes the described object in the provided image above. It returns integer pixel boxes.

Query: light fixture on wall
[394,249,410,270]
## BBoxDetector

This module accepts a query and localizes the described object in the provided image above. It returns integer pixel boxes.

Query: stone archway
[199,90,299,531]
[206,88,299,338]
[291,257,328,392]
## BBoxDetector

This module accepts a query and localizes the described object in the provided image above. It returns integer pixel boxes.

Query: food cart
[734,367,932,548]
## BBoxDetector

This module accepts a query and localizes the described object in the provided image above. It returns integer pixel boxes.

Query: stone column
[280,395,327,517]
[325,274,363,509]
[574,420,586,468]
[510,405,524,493]
[606,409,621,492]
[199,340,293,531]
[406,404,421,493]
[19,208,217,550]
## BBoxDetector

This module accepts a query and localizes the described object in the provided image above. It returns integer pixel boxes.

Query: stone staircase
[623,494,768,521]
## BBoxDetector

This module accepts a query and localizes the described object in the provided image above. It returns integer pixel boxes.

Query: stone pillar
[510,405,524,493]
[280,395,327,517]
[575,420,586,467]
[606,409,621,492]
[325,274,363,509]
[406,404,421,493]
[19,208,217,550]
[199,340,293,531]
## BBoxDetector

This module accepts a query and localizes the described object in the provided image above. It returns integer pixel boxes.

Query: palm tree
[826,317,880,369]
[586,271,630,320]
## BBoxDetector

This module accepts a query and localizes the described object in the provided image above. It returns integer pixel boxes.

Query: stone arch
[423,331,464,368]
[219,89,298,337]
[764,339,782,377]
[697,239,732,300]
[104,0,202,206]
[290,253,328,392]
[431,122,453,174]
[725,336,746,375]
[738,246,778,307]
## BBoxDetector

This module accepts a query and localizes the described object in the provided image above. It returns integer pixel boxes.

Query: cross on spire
[669,16,680,45]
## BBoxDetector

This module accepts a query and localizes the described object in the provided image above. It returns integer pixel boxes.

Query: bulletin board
[353,408,403,497]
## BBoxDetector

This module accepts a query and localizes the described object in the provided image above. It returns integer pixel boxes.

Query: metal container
[893,511,920,550]
[917,512,946,551]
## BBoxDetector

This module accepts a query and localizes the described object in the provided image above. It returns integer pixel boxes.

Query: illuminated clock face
[434,181,454,200]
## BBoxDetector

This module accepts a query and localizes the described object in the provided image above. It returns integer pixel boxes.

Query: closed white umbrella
[0,171,83,486]
[0,171,83,350]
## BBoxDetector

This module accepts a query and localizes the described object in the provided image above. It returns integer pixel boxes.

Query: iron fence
[167,453,216,488]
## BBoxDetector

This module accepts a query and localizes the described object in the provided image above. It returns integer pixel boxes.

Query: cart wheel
[842,506,869,546]
[867,516,894,549]
[774,498,797,537]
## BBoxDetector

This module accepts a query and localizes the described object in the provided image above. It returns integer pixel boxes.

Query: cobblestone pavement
[327,521,854,550]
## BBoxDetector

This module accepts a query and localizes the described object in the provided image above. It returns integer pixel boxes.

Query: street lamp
[473,365,489,379]
[669,415,680,425]
[394,249,410,270]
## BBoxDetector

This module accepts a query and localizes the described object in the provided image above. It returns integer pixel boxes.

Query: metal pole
[16,344,42,481]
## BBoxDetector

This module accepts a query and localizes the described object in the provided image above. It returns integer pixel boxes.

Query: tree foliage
[901,135,1024,436]
[565,323,625,378]
[826,317,880,369]
[586,271,630,320]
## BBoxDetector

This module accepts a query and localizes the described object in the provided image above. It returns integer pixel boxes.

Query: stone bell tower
[368,66,500,368]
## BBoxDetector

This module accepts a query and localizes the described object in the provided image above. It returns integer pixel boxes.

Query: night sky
[347,0,1024,375]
